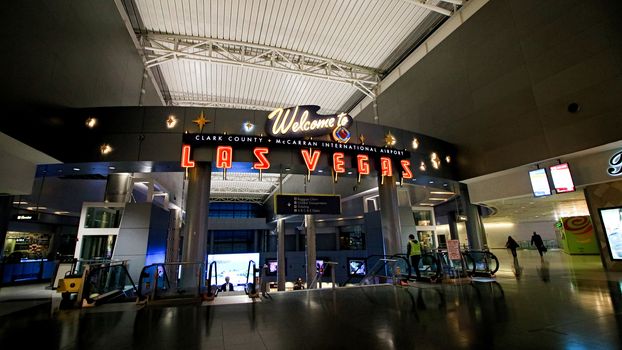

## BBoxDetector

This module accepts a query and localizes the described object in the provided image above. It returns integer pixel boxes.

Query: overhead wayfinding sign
[275,194,341,215]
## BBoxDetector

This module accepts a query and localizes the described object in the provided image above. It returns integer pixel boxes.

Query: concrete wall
[356,0,622,179]
[0,1,162,108]
[482,221,557,249]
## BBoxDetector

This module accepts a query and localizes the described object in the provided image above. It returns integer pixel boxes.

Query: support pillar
[448,212,459,240]
[0,196,12,260]
[277,218,286,291]
[377,176,402,256]
[458,183,486,250]
[182,162,211,264]
[305,215,316,289]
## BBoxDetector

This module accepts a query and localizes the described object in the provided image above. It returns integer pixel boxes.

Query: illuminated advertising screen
[207,253,259,290]
[528,168,551,197]
[347,258,367,276]
[598,207,622,260]
[549,163,576,193]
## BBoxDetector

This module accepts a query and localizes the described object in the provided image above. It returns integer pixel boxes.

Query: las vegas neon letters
[182,145,414,178]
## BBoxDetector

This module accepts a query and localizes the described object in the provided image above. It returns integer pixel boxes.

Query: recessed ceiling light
[73,167,80,171]
[54,211,69,215]
[318,169,323,173]
[108,166,116,170]
[12,201,28,205]
[429,181,434,184]
[428,198,445,201]
[347,171,353,175]
[85,117,97,128]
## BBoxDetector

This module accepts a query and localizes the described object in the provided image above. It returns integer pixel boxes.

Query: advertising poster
[447,240,461,260]
[599,207,622,260]
[558,216,599,255]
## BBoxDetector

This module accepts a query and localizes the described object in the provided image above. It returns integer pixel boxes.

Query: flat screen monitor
[207,252,259,290]
[549,163,575,193]
[347,258,367,276]
[528,168,551,197]
[265,258,280,276]
[598,207,622,260]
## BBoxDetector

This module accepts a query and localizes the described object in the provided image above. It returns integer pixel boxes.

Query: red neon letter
[357,154,370,175]
[380,157,393,177]
[301,149,321,172]
[181,144,195,168]
[333,152,345,174]
[401,160,413,179]
[216,146,233,169]
[253,147,271,170]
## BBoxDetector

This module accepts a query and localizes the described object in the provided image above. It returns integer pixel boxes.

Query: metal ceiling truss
[140,33,380,99]
[402,0,462,17]
[168,95,276,111]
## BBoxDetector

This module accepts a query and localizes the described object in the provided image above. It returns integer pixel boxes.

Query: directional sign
[275,194,341,215]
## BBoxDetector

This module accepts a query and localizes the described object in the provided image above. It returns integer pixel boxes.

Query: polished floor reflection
[1,250,621,349]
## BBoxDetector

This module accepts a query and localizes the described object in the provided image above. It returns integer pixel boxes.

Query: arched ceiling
[119,0,462,114]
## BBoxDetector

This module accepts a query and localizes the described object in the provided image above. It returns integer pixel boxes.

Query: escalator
[57,260,137,308]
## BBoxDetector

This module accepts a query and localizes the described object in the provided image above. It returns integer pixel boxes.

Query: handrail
[309,261,338,289]
[342,254,411,286]
[245,260,258,297]
[206,261,218,298]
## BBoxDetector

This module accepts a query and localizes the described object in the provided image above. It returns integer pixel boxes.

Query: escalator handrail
[245,260,257,295]
[206,261,218,297]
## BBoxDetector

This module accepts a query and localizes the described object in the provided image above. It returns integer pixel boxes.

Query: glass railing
[82,260,137,304]
[137,262,205,301]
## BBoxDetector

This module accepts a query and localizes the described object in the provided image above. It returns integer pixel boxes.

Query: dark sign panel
[183,133,409,159]
[12,213,39,221]
[275,194,341,215]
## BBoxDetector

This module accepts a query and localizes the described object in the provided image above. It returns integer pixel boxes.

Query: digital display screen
[348,259,367,276]
[207,253,259,290]
[598,207,622,260]
[529,168,551,197]
[549,163,575,193]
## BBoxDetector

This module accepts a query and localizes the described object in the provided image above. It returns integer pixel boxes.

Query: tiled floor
[1,249,621,349]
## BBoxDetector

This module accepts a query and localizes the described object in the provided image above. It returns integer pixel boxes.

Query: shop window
[3,232,51,262]
[80,235,116,261]
[413,209,434,226]
[84,207,123,228]
[339,225,366,250]
[208,203,263,218]
[211,230,254,253]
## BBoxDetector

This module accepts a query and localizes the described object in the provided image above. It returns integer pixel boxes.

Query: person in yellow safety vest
[407,234,422,280]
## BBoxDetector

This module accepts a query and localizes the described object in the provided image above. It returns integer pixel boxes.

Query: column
[447,212,459,240]
[377,176,402,256]
[305,214,316,289]
[0,196,12,259]
[277,218,286,291]
[182,162,211,264]
[104,173,132,203]
[458,183,486,250]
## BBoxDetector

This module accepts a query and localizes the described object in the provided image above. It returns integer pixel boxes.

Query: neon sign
[266,105,353,143]
[608,150,622,176]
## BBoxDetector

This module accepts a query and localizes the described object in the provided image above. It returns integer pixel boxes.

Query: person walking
[407,234,422,280]
[531,232,547,259]
[505,235,519,258]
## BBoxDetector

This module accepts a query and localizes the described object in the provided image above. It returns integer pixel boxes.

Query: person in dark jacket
[220,276,234,292]
[505,235,519,258]
[531,232,547,259]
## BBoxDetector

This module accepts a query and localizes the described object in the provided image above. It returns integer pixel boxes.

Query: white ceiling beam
[439,0,463,5]
[402,0,453,16]
[139,33,380,100]
[169,98,277,112]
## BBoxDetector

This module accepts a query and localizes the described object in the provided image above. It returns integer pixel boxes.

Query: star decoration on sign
[192,111,211,133]
[384,131,397,147]
[359,134,365,145]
